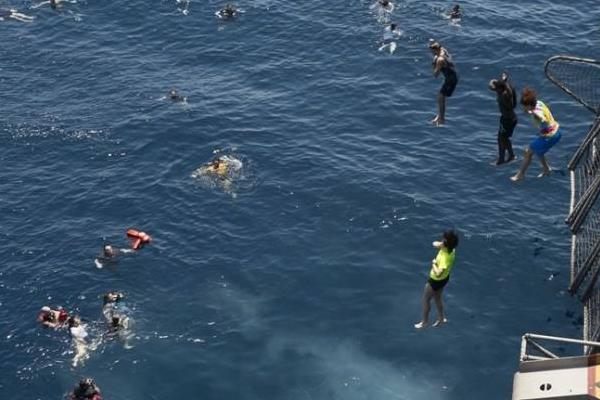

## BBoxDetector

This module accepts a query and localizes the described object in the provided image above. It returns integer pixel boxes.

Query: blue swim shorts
[529,130,561,156]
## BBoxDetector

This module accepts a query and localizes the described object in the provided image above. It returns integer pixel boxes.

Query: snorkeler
[378,23,402,54]
[70,378,102,400]
[414,230,459,329]
[489,72,518,165]
[449,4,461,20]
[216,3,237,19]
[510,87,561,181]
[0,9,34,22]
[429,40,458,126]
[37,306,69,329]
[168,89,186,103]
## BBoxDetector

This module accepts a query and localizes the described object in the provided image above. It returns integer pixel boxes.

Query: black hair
[442,230,459,251]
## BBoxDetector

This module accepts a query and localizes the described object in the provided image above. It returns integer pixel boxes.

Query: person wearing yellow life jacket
[511,87,561,181]
[414,230,459,329]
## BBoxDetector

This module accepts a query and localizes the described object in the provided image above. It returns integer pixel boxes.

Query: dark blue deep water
[0,0,597,399]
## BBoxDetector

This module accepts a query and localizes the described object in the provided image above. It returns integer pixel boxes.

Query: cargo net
[545,56,600,114]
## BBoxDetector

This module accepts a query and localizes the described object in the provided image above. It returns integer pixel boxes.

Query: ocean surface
[0,0,597,399]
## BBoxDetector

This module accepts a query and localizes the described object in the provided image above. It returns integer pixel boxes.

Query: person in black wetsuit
[429,41,458,126]
[489,72,518,165]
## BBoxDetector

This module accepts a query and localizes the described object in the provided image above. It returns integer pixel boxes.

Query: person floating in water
[67,315,90,366]
[32,0,68,9]
[371,0,394,13]
[216,3,237,19]
[510,87,561,181]
[37,306,69,329]
[168,89,186,103]
[489,72,518,165]
[94,244,133,269]
[429,40,458,126]
[70,378,102,400]
[176,0,190,15]
[448,4,461,20]
[102,291,133,347]
[203,157,232,177]
[414,230,459,330]
[0,9,34,22]
[378,23,402,54]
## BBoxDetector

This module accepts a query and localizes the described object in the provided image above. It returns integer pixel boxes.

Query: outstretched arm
[31,1,50,9]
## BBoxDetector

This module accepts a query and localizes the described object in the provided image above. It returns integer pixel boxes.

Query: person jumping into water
[510,87,561,181]
[0,9,34,22]
[414,230,459,329]
[429,40,458,126]
[489,72,518,165]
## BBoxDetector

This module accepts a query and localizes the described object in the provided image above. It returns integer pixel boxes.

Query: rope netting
[545,56,600,114]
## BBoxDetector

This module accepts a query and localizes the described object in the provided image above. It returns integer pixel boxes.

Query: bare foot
[510,173,523,182]
[537,169,552,178]
[430,116,439,125]
[414,321,428,330]
[432,318,448,327]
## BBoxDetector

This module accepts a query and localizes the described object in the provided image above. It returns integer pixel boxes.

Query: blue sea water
[0,0,597,398]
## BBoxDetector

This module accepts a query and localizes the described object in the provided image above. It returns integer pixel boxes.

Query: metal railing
[520,333,600,361]
[544,56,600,350]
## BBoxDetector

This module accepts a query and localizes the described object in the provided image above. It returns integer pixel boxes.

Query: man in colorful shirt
[511,87,561,181]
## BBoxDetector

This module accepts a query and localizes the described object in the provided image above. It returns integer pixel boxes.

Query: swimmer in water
[37,306,69,329]
[216,3,237,19]
[94,244,133,269]
[0,9,34,22]
[176,0,190,15]
[102,291,133,347]
[67,315,90,366]
[489,72,518,165]
[449,4,461,20]
[168,89,186,103]
[378,23,402,54]
[511,87,561,181]
[70,378,102,400]
[414,230,459,330]
[32,0,68,9]
[371,0,394,12]
[204,157,230,177]
[429,40,458,126]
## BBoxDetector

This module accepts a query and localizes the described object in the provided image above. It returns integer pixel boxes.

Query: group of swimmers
[37,229,151,397]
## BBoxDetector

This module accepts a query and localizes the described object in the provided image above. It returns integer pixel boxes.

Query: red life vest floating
[126,229,152,250]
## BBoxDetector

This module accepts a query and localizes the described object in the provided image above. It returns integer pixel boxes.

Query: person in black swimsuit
[489,72,518,165]
[429,41,458,126]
